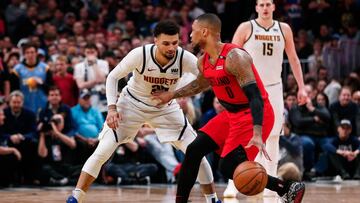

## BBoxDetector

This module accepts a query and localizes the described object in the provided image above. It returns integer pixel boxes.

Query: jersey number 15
[262,43,273,56]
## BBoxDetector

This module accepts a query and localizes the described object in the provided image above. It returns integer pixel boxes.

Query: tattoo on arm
[225,49,256,87]
[173,72,210,98]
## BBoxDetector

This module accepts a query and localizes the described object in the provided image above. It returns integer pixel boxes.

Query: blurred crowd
[0,0,360,187]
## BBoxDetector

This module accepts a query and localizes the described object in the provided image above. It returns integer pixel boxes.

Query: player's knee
[219,145,248,180]
[185,141,203,160]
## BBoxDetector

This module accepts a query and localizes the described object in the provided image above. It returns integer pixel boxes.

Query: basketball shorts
[199,99,274,160]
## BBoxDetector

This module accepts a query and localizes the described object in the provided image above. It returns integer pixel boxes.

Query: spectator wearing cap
[12,43,53,113]
[73,43,109,114]
[323,119,360,179]
[71,89,104,164]
[53,56,79,107]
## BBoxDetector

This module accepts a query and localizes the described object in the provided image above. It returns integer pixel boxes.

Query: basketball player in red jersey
[153,14,305,203]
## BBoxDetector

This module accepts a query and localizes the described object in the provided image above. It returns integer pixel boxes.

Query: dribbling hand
[106,110,121,129]
[245,126,271,161]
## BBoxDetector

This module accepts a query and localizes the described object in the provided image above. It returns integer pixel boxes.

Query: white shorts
[265,82,284,136]
[98,88,195,144]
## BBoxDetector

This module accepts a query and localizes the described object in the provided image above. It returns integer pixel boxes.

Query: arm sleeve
[242,82,264,126]
[106,47,143,106]
[181,51,199,76]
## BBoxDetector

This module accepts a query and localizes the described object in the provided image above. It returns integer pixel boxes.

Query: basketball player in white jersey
[223,0,307,198]
[66,21,220,203]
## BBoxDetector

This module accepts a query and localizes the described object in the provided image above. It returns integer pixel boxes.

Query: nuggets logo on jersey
[243,20,285,86]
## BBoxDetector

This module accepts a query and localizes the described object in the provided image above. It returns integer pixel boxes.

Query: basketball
[233,161,268,196]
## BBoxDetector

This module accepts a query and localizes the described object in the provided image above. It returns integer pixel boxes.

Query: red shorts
[200,99,274,160]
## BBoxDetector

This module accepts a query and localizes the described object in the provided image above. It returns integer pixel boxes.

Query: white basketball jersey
[126,44,194,106]
[243,20,285,86]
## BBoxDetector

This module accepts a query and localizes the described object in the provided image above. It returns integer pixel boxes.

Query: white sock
[72,188,86,203]
[205,193,218,203]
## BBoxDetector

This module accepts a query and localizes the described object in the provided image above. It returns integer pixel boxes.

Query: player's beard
[192,42,201,55]
[164,52,175,60]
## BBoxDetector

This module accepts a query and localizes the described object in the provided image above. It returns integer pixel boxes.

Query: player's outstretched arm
[152,56,210,106]
[225,49,270,160]
[281,22,307,104]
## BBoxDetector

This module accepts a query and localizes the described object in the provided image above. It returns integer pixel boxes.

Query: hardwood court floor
[0,181,359,203]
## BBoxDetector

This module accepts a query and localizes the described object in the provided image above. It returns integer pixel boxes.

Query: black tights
[176,131,218,203]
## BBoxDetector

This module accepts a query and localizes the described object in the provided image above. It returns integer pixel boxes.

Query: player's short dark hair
[195,13,221,33]
[153,20,180,37]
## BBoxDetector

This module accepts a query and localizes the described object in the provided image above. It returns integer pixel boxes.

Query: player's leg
[153,110,227,202]
[173,131,219,203]
[66,126,121,203]
[67,95,144,203]
[261,84,284,197]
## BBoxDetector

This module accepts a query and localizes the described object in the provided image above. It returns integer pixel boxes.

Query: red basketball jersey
[202,43,268,105]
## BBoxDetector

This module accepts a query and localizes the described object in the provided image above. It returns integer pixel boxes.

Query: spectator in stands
[12,43,53,113]
[289,84,331,173]
[285,73,298,93]
[0,55,10,100]
[38,114,79,185]
[324,78,341,104]
[278,122,304,181]
[315,92,330,109]
[316,80,327,93]
[330,86,358,136]
[107,8,127,33]
[0,108,21,187]
[38,86,75,138]
[353,90,360,105]
[104,140,158,185]
[71,89,104,164]
[323,119,360,179]
[53,56,79,107]
[284,92,298,121]
[74,43,109,114]
[307,39,323,78]
[2,90,39,184]
[12,3,39,44]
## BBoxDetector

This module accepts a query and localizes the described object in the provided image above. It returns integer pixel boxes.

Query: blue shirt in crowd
[71,104,104,139]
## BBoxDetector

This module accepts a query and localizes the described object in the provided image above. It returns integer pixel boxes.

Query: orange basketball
[233,161,268,196]
[27,77,37,89]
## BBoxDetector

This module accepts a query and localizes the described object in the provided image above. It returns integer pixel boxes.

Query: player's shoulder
[278,21,292,32]
[237,21,252,31]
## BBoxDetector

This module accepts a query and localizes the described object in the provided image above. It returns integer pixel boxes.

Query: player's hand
[297,88,308,105]
[151,91,174,107]
[106,109,121,129]
[245,126,271,161]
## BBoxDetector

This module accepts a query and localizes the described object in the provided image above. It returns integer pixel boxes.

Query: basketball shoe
[281,182,305,203]
[66,196,78,203]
